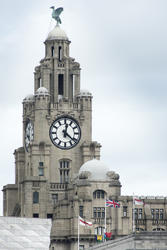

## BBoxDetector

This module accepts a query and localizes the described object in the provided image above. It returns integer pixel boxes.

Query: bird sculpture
[50,6,64,25]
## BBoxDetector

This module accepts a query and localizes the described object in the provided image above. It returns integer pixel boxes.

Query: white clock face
[49,116,81,150]
[25,121,34,151]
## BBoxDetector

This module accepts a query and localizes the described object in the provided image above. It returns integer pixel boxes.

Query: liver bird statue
[50,6,64,25]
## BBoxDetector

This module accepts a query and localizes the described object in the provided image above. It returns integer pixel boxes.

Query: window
[93,207,105,218]
[153,228,165,231]
[123,206,127,217]
[39,167,44,176]
[59,160,70,183]
[134,208,143,219]
[39,162,44,176]
[160,209,164,220]
[152,208,164,220]
[94,227,105,235]
[93,190,105,199]
[38,78,41,88]
[33,191,39,204]
[58,74,64,95]
[79,245,84,250]
[33,213,39,218]
[52,194,58,201]
[58,46,62,61]
[79,206,84,218]
[51,46,54,57]
[47,214,53,219]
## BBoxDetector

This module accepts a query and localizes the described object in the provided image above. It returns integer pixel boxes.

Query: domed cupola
[78,159,121,184]
[23,94,35,103]
[46,24,68,41]
[77,89,92,98]
[35,87,49,97]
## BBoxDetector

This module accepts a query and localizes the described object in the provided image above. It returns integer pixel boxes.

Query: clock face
[49,116,81,150]
[25,121,34,151]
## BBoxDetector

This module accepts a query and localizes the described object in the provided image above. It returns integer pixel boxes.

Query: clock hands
[66,131,77,142]
[62,124,77,142]
[62,124,68,138]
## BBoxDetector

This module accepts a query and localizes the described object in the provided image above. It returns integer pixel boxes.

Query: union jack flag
[106,199,120,208]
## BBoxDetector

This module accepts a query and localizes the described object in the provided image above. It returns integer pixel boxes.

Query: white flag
[134,198,144,205]
[79,216,92,227]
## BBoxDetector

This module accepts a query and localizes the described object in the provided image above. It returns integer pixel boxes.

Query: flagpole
[78,216,80,250]
[104,199,106,241]
[132,193,135,234]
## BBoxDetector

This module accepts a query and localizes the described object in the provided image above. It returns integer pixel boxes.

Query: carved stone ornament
[79,171,91,179]
[107,171,119,180]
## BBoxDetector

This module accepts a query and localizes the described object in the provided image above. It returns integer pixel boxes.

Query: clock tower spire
[3,9,101,219]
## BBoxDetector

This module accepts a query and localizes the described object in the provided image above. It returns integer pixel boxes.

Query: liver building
[3,7,167,250]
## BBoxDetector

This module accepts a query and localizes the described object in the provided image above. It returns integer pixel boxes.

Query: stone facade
[87,232,167,250]
[2,19,167,250]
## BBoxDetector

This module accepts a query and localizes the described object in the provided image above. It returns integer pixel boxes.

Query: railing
[135,219,146,225]
[152,219,167,225]
[50,183,68,190]
[93,218,105,225]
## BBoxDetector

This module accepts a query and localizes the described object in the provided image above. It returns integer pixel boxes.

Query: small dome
[77,89,92,97]
[35,87,49,96]
[79,159,115,181]
[23,94,34,103]
[46,25,68,41]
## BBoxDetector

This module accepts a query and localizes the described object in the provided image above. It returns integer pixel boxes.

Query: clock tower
[3,20,101,218]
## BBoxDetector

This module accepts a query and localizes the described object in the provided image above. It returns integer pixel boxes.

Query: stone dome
[77,89,92,97]
[35,87,49,96]
[23,94,35,103]
[46,25,68,41]
[79,159,118,181]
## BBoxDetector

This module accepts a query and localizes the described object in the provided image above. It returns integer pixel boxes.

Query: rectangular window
[39,167,44,176]
[59,161,70,183]
[51,46,54,57]
[33,191,39,204]
[33,213,39,218]
[79,245,84,250]
[123,206,127,217]
[52,194,58,201]
[93,207,105,218]
[47,214,53,219]
[39,162,44,166]
[58,74,64,95]
[60,170,63,183]
[38,78,41,88]
[93,208,97,218]
[58,46,62,61]
[79,206,84,218]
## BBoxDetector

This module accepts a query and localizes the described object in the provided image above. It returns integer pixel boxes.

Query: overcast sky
[1,0,167,215]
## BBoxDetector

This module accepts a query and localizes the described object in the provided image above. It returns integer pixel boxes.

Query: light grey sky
[1,0,167,215]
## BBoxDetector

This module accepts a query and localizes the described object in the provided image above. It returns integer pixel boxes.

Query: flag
[79,216,92,226]
[104,232,112,240]
[96,235,103,241]
[106,199,120,208]
[134,198,144,206]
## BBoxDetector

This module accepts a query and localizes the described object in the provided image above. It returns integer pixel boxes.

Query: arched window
[33,191,39,204]
[136,228,144,232]
[93,190,105,199]
[153,228,165,231]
